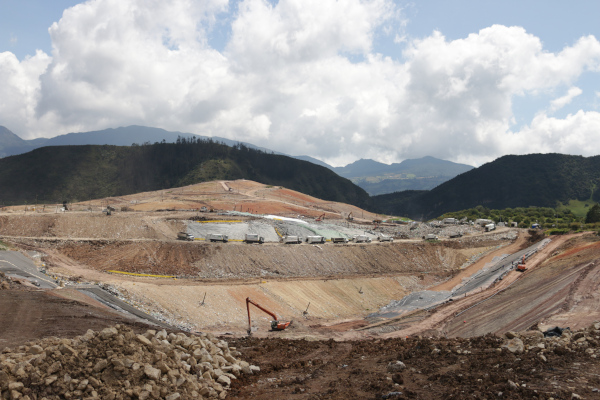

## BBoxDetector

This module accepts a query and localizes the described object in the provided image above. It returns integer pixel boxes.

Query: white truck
[423,234,439,241]
[206,233,228,242]
[305,235,325,244]
[177,232,195,241]
[244,234,264,244]
[352,235,372,243]
[282,235,302,244]
[378,235,393,242]
[331,237,349,243]
[485,223,496,232]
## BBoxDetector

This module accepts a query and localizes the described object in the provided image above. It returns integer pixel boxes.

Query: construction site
[2,179,600,399]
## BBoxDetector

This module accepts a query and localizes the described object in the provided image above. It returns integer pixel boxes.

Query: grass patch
[0,240,10,251]
[557,199,598,219]
[547,228,570,235]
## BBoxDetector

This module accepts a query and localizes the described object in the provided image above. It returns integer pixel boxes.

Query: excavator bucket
[271,320,292,331]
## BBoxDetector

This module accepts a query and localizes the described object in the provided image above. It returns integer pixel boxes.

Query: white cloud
[2,1,600,167]
[550,86,583,111]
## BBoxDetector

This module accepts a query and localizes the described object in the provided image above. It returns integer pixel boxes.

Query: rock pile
[502,323,600,360]
[0,272,18,290]
[0,325,258,400]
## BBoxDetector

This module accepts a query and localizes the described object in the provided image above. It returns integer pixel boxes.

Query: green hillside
[0,139,372,209]
[372,153,600,220]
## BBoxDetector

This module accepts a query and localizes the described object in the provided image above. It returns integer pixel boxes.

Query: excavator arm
[246,297,292,334]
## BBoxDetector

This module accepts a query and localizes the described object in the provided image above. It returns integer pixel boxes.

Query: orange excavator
[315,213,326,222]
[516,256,527,272]
[246,297,292,335]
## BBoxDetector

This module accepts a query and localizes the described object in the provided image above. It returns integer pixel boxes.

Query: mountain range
[0,125,472,195]
[371,153,600,220]
[0,125,279,158]
[1,126,597,221]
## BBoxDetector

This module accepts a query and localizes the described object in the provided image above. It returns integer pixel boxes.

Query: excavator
[315,213,326,222]
[246,297,292,335]
[346,212,354,221]
[516,255,527,272]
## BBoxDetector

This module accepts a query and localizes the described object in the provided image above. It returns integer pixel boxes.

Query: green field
[557,199,598,219]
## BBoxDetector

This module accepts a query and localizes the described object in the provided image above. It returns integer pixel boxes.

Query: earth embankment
[43,241,474,279]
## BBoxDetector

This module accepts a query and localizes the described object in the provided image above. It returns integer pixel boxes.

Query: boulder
[504,338,524,354]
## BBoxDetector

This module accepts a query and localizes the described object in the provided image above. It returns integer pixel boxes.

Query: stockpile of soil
[228,324,600,399]
[0,325,258,400]
[0,214,183,241]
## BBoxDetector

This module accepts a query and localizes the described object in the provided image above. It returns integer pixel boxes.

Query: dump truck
[244,234,264,244]
[177,232,195,241]
[485,223,496,232]
[352,235,372,243]
[305,235,325,244]
[331,237,349,243]
[282,235,302,244]
[378,235,393,242]
[423,234,438,241]
[206,233,228,242]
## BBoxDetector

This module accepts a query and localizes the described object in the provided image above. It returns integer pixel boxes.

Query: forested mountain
[372,153,600,220]
[0,138,371,209]
[2,125,472,195]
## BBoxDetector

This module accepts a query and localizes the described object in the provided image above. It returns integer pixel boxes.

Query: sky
[1,0,600,167]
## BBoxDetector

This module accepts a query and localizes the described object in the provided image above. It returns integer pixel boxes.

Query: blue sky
[1,0,600,166]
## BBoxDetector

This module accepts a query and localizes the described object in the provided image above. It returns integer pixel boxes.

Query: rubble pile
[0,325,258,400]
[502,322,600,359]
[0,272,18,290]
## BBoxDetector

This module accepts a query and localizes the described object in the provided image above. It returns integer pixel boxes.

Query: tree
[585,204,600,223]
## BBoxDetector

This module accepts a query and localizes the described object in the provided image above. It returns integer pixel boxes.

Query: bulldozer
[246,297,292,335]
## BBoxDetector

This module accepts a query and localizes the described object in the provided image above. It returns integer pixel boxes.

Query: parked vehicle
[331,237,349,243]
[485,223,496,232]
[423,234,438,241]
[206,233,228,242]
[244,234,264,244]
[282,235,302,244]
[352,235,372,243]
[177,232,195,241]
[378,235,393,242]
[306,235,325,244]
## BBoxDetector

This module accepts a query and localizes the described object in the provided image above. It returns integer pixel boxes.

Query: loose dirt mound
[228,324,600,399]
[45,241,473,279]
[0,214,182,240]
[0,325,257,400]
